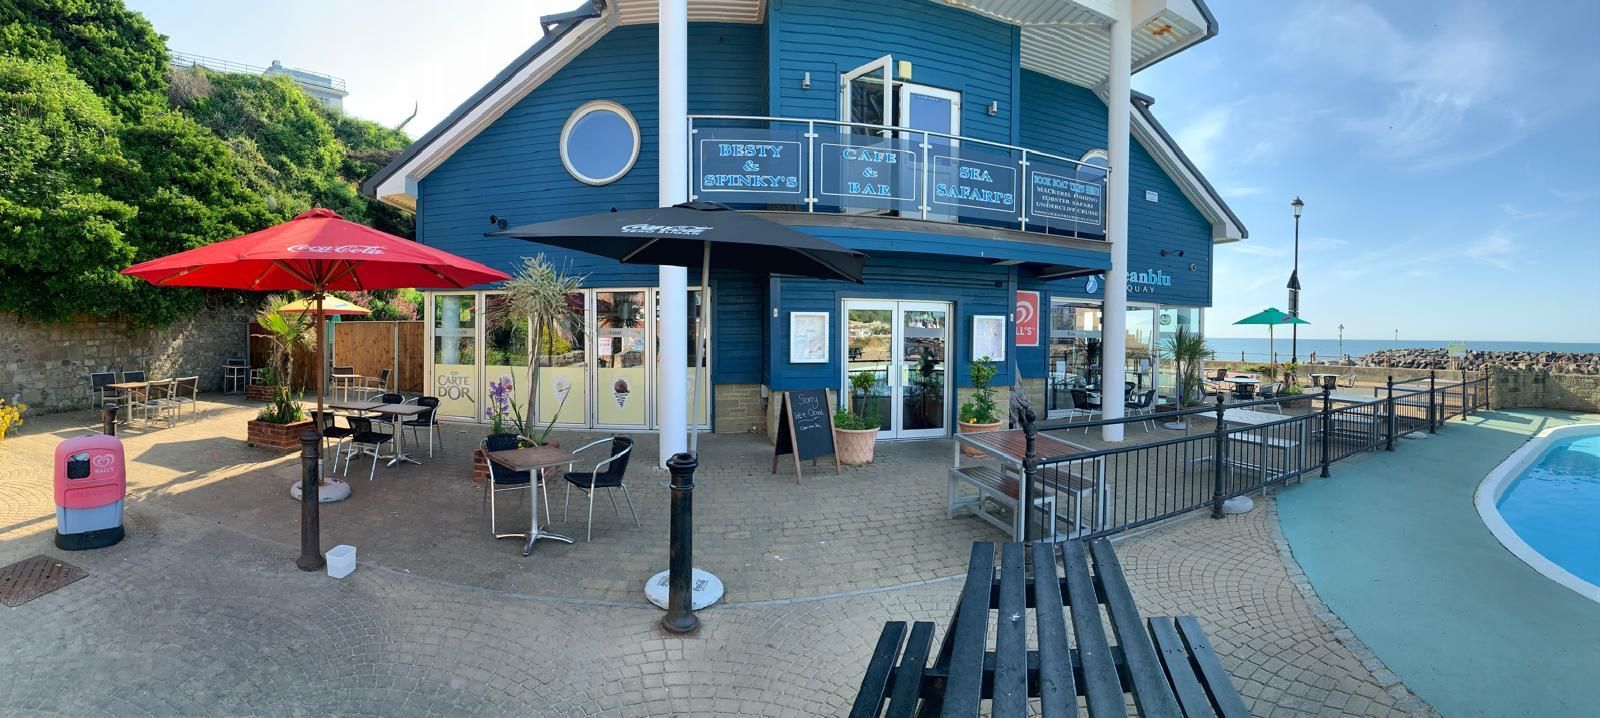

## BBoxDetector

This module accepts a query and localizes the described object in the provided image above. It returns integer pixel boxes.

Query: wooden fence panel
[247,321,319,390]
[332,321,424,393]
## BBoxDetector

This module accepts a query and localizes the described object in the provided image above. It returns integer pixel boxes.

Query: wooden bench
[851,539,1249,717]
[948,463,1102,540]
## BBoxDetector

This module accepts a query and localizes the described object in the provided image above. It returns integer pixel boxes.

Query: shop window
[560,101,640,185]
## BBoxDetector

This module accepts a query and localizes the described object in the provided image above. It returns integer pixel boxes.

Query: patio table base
[520,529,574,556]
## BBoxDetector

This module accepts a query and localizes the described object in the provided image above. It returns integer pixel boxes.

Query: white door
[843,300,951,439]
[898,83,960,221]
[841,55,893,134]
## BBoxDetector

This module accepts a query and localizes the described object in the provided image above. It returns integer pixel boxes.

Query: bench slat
[1089,539,1183,718]
[940,543,995,717]
[885,622,936,718]
[993,543,1029,715]
[1177,615,1250,718]
[1031,542,1077,718]
[1062,540,1126,717]
[1147,616,1216,718]
[849,622,908,718]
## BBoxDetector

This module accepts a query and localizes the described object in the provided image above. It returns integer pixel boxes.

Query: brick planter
[245,384,275,401]
[247,419,313,450]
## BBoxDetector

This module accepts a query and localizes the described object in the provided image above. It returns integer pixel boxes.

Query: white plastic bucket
[326,544,356,579]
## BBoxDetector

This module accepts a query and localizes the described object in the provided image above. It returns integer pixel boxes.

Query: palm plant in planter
[247,296,314,450]
[1160,326,1212,430]
[1279,359,1309,407]
[958,357,1002,456]
[834,371,882,465]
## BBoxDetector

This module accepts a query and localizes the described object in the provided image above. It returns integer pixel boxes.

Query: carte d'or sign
[692,127,1103,234]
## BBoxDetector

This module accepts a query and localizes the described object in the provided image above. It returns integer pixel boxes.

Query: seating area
[89,370,201,427]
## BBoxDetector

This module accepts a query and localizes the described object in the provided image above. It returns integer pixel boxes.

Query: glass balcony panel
[693,126,807,209]
[817,130,922,215]
[1026,154,1107,238]
[928,143,1022,225]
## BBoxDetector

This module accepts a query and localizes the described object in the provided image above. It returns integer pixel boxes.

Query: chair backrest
[1212,368,1227,381]
[483,432,522,452]
[146,379,172,399]
[89,372,115,390]
[333,365,354,376]
[1070,389,1092,410]
[378,392,403,405]
[1139,389,1156,408]
[225,358,246,367]
[177,376,199,397]
[123,370,146,383]
[377,368,391,385]
[599,436,634,481]
[348,416,374,435]
[415,396,439,423]
[310,410,336,431]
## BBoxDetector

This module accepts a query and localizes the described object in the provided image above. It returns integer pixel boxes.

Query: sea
[1204,337,1600,363]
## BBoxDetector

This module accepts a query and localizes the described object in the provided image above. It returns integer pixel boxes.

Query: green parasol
[1233,308,1309,365]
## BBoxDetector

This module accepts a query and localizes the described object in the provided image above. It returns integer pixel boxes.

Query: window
[1078,149,1109,183]
[560,100,640,185]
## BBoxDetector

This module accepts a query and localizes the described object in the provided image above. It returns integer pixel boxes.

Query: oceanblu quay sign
[695,129,804,205]
[1084,269,1174,296]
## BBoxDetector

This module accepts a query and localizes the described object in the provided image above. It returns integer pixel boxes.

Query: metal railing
[169,51,348,93]
[687,114,1108,239]
[1010,371,1492,542]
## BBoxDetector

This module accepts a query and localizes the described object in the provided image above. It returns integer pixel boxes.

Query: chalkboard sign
[771,388,839,481]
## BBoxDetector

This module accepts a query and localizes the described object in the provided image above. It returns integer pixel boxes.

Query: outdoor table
[486,445,577,556]
[221,363,250,394]
[105,382,148,423]
[1309,372,1341,390]
[952,429,1107,540]
[850,539,1248,717]
[325,399,383,413]
[1215,407,1308,482]
[1225,376,1260,399]
[331,373,366,401]
[370,403,427,466]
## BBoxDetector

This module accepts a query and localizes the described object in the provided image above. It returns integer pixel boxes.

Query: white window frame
[560,100,640,186]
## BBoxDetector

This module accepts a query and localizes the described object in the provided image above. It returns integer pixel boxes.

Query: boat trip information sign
[1027,156,1105,234]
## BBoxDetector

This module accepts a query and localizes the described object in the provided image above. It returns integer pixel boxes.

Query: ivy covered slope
[0,0,413,326]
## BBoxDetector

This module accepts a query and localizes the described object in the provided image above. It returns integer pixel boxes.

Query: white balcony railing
[688,115,1107,239]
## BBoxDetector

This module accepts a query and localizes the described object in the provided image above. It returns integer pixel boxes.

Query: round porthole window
[560,100,640,185]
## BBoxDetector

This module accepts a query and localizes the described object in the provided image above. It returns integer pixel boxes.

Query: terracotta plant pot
[246,419,313,451]
[957,420,1004,456]
[835,427,880,465]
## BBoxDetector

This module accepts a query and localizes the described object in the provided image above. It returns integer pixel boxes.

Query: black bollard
[662,452,700,634]
[1020,406,1038,541]
[1319,388,1332,478]
[1385,376,1396,452]
[295,430,324,572]
[1210,394,1227,519]
[101,402,118,436]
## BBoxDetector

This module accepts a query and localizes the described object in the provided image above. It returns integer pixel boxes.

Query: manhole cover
[0,555,88,607]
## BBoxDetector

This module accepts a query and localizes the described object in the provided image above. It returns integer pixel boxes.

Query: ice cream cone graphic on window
[612,378,631,408]
[552,376,572,404]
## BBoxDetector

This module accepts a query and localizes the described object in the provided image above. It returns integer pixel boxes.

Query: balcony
[688,115,1107,240]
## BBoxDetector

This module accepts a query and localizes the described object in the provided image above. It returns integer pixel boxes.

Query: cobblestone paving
[0,397,1427,716]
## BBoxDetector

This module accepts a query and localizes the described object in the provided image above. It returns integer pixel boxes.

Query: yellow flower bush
[0,399,24,441]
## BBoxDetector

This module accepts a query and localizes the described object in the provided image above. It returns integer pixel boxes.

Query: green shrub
[959,357,1000,424]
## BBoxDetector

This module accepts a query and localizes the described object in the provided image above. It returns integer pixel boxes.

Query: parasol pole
[297,289,326,571]
[689,240,710,453]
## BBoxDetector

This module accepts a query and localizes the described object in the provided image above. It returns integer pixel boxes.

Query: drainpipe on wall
[1100,0,1133,443]
[657,0,689,467]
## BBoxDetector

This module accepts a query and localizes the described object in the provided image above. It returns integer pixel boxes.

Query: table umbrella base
[520,529,573,556]
[290,479,352,503]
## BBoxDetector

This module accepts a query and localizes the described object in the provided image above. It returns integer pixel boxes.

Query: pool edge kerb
[1473,423,1600,605]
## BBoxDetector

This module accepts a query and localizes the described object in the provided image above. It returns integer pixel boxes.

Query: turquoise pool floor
[1277,409,1600,718]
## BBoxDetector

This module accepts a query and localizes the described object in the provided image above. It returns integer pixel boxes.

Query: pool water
[1496,433,1600,587]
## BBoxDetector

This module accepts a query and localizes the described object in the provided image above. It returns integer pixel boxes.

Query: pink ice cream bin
[54,434,127,550]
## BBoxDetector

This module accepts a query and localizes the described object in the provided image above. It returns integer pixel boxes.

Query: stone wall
[0,306,251,415]
[713,383,766,434]
[1205,360,1483,389]
[1489,369,1600,413]
[955,385,1011,425]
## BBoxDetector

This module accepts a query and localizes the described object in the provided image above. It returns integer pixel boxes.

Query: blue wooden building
[365,0,1246,441]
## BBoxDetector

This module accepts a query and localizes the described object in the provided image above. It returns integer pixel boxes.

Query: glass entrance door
[594,290,649,427]
[844,300,950,439]
[1046,300,1103,419]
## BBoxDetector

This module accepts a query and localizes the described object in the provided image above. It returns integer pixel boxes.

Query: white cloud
[1172,106,1231,175]
[1465,229,1516,270]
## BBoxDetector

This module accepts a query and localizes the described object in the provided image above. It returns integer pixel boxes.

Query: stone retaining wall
[1488,369,1600,413]
[0,306,250,415]
[713,383,765,434]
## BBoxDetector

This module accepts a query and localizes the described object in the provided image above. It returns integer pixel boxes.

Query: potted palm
[247,296,314,450]
[834,371,881,465]
[1161,326,1212,430]
[957,357,1002,456]
[1279,359,1311,408]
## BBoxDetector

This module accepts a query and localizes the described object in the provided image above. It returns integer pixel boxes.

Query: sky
[129,0,1600,342]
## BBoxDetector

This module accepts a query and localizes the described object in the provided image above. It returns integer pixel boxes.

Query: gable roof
[364,0,1244,243]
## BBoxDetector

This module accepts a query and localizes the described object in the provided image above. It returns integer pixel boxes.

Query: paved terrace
[0,396,1430,716]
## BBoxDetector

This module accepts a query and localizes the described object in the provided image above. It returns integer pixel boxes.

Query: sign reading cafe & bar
[695,130,803,204]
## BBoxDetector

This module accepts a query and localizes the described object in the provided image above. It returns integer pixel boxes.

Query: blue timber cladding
[767,252,1014,394]
[768,0,1018,144]
[416,22,768,383]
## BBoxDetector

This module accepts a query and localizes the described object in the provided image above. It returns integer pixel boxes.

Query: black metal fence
[1015,371,1492,542]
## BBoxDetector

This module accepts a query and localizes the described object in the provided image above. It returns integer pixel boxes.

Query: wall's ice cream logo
[612,378,631,408]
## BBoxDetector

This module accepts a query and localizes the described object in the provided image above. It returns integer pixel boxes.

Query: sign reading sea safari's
[932,150,1016,217]
[694,128,804,205]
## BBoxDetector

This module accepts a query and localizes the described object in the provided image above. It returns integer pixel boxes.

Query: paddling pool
[1476,424,1600,603]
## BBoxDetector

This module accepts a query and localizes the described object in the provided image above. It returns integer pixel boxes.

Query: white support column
[1101,0,1133,443]
[657,0,689,467]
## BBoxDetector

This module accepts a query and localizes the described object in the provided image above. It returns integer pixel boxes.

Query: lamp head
[1291,196,1304,218]
[1287,270,1301,290]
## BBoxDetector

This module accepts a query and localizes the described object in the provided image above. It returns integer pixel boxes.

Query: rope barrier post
[1428,370,1437,433]
[1385,376,1396,452]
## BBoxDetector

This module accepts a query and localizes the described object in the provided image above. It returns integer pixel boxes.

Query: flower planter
[835,427,880,465]
[245,384,275,401]
[246,419,313,451]
[957,420,1003,456]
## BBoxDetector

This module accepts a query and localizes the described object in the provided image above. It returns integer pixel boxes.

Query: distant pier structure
[169,51,348,111]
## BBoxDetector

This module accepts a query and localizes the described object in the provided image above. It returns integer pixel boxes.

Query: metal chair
[88,371,116,410]
[482,433,551,539]
[402,397,442,457]
[343,416,392,481]
[1066,389,1101,434]
[222,359,249,394]
[122,370,146,383]
[167,376,200,421]
[1124,389,1157,432]
[359,368,392,401]
[141,379,176,427]
[331,365,356,400]
[370,392,406,435]
[311,411,354,476]
[561,436,637,542]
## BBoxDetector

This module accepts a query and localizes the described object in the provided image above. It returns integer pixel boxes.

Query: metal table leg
[522,470,573,556]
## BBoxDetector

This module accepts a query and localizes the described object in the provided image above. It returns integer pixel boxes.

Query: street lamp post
[1338,323,1344,362]
[1287,197,1304,362]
